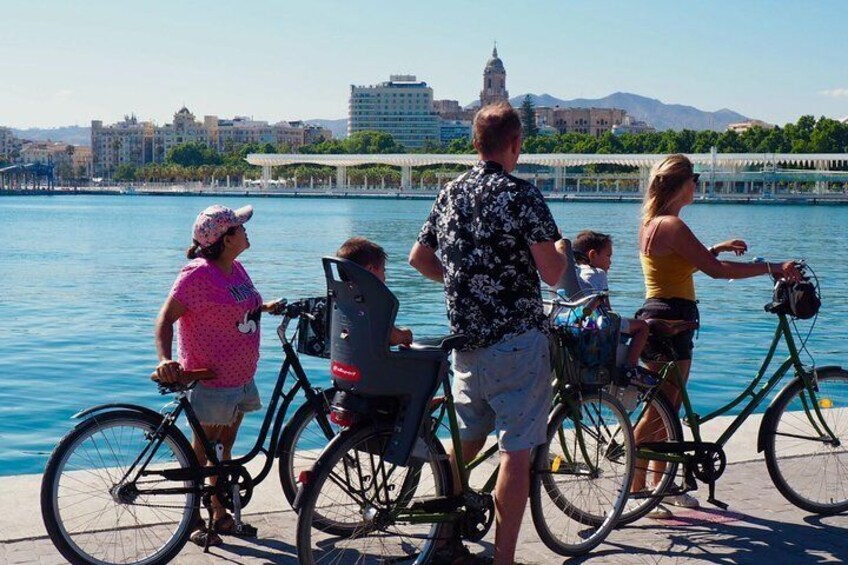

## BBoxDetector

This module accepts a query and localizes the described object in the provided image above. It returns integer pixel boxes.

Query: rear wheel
[531,389,634,556]
[296,422,452,565]
[41,410,199,565]
[763,368,848,514]
[618,389,682,525]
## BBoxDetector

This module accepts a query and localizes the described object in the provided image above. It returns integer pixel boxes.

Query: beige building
[92,107,331,177]
[348,75,439,149]
[727,119,774,133]
[535,106,627,137]
[480,45,508,106]
[19,142,92,181]
[0,127,21,162]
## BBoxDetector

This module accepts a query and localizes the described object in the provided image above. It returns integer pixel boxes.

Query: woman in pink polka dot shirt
[153,204,280,545]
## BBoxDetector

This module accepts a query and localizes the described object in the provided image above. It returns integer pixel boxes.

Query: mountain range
[5,92,751,146]
[474,92,750,132]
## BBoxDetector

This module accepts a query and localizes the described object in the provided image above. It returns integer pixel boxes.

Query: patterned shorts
[452,329,552,452]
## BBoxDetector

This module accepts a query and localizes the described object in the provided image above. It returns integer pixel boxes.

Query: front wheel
[531,389,634,556]
[763,368,848,515]
[41,409,200,565]
[296,422,453,565]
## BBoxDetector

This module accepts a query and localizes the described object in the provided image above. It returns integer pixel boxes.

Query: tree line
[111,114,848,182]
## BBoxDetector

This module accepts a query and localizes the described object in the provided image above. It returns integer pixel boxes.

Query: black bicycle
[40,297,340,565]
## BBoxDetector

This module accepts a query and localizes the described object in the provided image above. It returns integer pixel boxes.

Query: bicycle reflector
[551,455,562,473]
[330,407,356,427]
[820,398,834,409]
[298,470,313,486]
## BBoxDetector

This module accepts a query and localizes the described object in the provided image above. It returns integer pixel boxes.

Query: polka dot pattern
[170,258,263,388]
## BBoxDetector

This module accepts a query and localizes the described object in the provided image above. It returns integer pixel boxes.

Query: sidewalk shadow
[191,535,299,564]
[563,507,847,565]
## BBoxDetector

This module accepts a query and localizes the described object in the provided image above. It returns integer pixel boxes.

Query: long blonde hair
[642,154,694,225]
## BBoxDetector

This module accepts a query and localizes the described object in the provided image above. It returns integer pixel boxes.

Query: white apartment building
[348,75,439,149]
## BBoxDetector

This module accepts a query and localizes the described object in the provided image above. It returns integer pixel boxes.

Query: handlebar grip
[150,368,216,384]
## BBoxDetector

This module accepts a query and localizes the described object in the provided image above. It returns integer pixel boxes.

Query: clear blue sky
[2,0,846,128]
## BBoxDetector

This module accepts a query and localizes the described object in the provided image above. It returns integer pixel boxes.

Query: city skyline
[2,0,847,129]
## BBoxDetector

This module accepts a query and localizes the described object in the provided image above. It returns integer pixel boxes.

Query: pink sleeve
[169,264,208,310]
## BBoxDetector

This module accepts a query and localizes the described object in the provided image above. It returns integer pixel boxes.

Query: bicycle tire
[296,422,452,565]
[530,389,634,556]
[41,409,200,565]
[618,389,682,525]
[278,387,338,506]
[763,367,848,515]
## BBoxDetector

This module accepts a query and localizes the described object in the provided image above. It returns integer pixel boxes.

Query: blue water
[1,194,846,476]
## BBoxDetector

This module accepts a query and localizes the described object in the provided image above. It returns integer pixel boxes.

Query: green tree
[166,142,221,167]
[520,95,539,138]
[114,164,137,182]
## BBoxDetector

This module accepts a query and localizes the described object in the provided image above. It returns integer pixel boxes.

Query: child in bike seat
[336,237,414,346]
[573,230,657,389]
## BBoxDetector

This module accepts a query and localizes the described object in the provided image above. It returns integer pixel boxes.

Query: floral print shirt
[417,160,560,350]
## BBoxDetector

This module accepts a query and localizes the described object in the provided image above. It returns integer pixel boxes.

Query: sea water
[1,194,845,476]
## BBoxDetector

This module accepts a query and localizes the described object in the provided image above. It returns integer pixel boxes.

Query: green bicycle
[293,258,636,564]
[621,262,848,524]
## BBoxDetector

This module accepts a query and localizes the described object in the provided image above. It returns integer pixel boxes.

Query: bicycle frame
[638,312,839,462]
[127,313,332,494]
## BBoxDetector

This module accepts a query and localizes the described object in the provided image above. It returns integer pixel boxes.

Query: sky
[1,0,847,129]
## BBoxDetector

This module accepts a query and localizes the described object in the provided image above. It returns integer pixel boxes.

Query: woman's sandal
[214,514,258,538]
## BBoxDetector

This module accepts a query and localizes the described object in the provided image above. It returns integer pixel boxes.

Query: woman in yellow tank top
[631,154,801,514]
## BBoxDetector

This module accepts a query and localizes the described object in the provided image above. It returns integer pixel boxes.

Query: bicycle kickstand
[706,481,729,510]
[201,491,215,554]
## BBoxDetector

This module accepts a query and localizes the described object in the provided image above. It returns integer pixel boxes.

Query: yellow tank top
[640,253,697,301]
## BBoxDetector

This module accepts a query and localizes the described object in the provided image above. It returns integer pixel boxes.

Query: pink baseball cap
[192,204,253,248]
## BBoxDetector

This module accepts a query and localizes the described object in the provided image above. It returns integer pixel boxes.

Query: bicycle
[293,258,636,564]
[620,262,848,524]
[40,297,341,565]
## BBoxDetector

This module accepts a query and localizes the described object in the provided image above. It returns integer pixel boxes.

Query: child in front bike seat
[336,237,414,346]
[573,231,657,389]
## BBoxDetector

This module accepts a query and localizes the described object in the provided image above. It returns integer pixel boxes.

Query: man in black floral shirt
[410,102,567,564]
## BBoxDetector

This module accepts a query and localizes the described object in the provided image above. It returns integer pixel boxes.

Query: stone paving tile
[2,459,846,564]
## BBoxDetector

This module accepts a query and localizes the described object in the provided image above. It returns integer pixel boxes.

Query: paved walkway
[3,455,846,564]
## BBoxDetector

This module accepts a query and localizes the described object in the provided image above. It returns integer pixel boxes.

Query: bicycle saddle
[645,319,700,337]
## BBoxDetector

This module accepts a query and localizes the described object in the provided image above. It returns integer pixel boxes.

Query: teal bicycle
[620,262,848,524]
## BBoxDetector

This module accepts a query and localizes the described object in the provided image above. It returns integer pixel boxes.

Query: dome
[485,46,505,73]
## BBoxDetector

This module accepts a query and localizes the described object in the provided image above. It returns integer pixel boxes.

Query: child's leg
[625,318,649,367]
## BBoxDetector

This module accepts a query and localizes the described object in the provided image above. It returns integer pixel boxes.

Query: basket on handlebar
[295,296,331,358]
[551,302,621,387]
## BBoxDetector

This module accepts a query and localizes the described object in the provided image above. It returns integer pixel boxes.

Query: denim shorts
[188,380,262,426]
[452,329,552,452]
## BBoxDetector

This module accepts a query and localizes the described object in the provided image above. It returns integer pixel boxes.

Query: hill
[470,92,750,132]
[10,126,90,146]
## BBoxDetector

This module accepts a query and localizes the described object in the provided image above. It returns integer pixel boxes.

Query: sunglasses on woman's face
[691,173,700,184]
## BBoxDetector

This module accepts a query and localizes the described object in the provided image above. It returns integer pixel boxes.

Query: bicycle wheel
[41,409,199,565]
[296,422,452,565]
[763,368,848,514]
[531,389,634,556]
[278,387,338,507]
[618,389,682,525]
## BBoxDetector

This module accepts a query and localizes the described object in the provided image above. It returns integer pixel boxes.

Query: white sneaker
[664,492,700,508]
[646,504,673,519]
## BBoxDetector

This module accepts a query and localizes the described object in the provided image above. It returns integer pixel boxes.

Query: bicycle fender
[756,365,844,452]
[72,403,162,421]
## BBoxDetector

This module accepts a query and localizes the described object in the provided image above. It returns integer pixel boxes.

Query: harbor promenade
[2,412,845,564]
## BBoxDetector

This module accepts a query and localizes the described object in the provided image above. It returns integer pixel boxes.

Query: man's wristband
[709,246,719,257]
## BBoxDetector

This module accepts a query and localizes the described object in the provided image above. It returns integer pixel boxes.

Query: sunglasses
[691,173,700,184]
